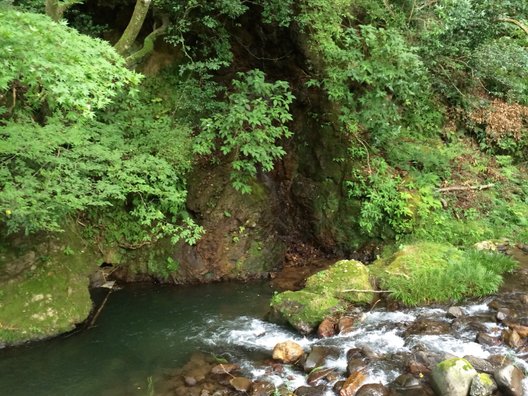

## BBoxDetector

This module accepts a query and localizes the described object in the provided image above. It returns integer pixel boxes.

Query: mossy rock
[305,260,374,304]
[0,226,97,346]
[269,260,373,333]
[371,242,516,306]
[269,290,346,334]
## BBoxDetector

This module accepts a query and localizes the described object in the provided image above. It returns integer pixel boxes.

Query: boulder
[470,373,497,396]
[318,317,337,338]
[229,377,252,392]
[494,364,525,396]
[269,290,346,334]
[307,367,336,385]
[340,370,367,396]
[303,346,340,372]
[446,306,465,318]
[431,358,477,396]
[270,260,373,333]
[250,381,276,396]
[338,316,356,335]
[272,341,304,364]
[405,318,450,336]
[294,385,328,395]
[305,260,374,304]
[463,356,496,374]
[356,384,391,396]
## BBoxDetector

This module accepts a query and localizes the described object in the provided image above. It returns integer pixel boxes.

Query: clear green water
[0,282,273,396]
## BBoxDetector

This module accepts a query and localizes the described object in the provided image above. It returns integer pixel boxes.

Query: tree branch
[437,183,495,193]
[125,14,170,67]
[45,0,83,22]
[498,18,528,36]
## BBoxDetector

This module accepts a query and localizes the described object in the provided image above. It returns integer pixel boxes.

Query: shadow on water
[0,282,273,396]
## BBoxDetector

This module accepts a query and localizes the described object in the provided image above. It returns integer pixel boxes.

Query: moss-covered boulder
[270,260,373,333]
[431,358,477,396]
[371,242,517,306]
[0,226,98,346]
[305,260,374,304]
[269,290,346,334]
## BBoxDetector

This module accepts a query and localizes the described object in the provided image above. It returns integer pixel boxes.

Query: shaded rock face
[431,358,477,396]
[111,162,286,284]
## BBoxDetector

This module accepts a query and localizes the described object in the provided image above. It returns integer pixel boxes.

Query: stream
[1,251,528,395]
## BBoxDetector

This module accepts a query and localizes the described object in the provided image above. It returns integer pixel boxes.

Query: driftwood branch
[437,183,495,193]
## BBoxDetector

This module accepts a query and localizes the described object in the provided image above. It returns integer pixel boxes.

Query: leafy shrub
[194,69,294,193]
[0,9,140,118]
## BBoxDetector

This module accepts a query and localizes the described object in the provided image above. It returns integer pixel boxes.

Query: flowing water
[0,282,273,396]
[1,272,528,395]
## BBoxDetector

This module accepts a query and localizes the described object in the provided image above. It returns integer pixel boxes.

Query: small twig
[437,183,495,193]
[340,289,390,293]
[88,288,113,329]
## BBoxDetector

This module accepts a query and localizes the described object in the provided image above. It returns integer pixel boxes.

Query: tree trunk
[114,0,152,56]
[45,0,82,22]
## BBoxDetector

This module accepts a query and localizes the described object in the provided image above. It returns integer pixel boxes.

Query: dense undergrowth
[1,0,527,274]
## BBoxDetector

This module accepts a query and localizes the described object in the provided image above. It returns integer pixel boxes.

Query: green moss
[372,242,518,306]
[437,358,474,372]
[305,260,373,304]
[0,227,97,346]
[270,290,345,333]
[477,373,494,386]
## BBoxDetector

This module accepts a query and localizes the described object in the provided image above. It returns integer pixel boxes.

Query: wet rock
[347,358,367,376]
[303,346,340,372]
[431,358,477,396]
[494,364,525,396]
[272,340,304,364]
[407,359,430,376]
[502,329,523,349]
[185,376,198,386]
[294,385,328,395]
[463,356,495,374]
[338,316,356,335]
[519,294,528,304]
[405,318,450,336]
[391,374,421,390]
[340,370,367,396]
[470,373,497,396]
[508,323,528,337]
[211,363,240,375]
[497,308,511,322]
[476,332,502,346]
[249,381,276,396]
[356,383,391,396]
[229,377,252,392]
[307,367,336,385]
[269,290,345,334]
[317,317,336,338]
[446,306,465,319]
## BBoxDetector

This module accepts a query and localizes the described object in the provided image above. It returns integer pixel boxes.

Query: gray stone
[494,364,525,396]
[470,373,497,396]
[431,358,477,396]
[447,306,465,319]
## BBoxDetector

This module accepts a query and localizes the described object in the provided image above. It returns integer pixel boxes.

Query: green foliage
[0,9,140,119]
[158,0,249,73]
[195,70,294,193]
[373,243,517,306]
